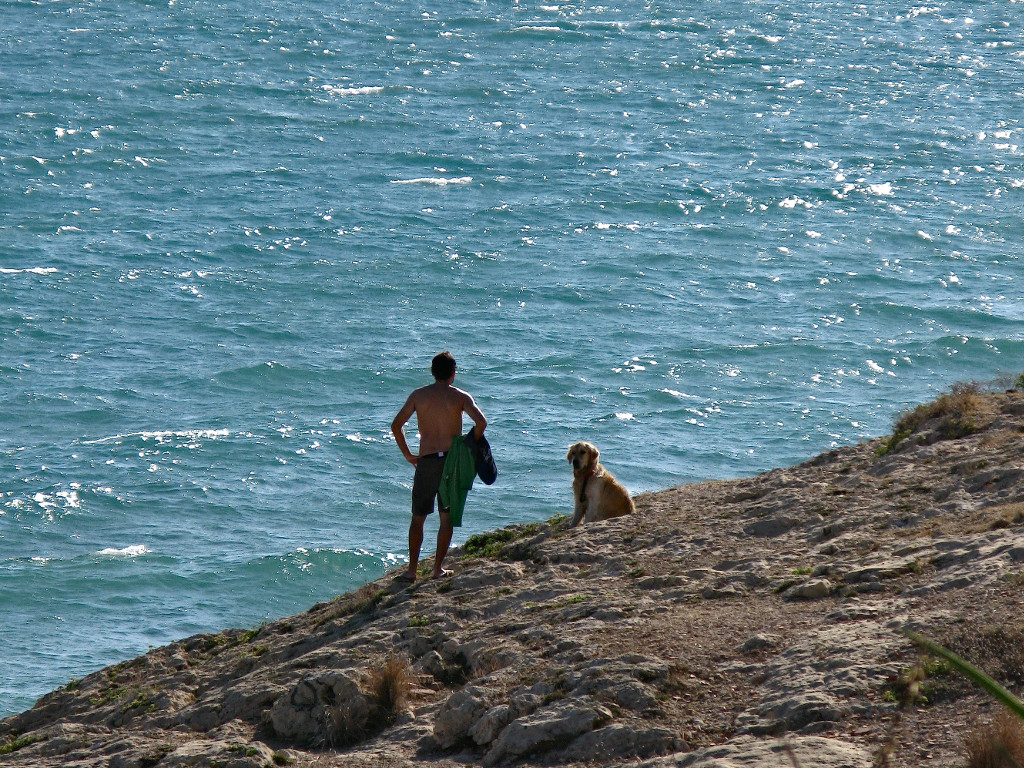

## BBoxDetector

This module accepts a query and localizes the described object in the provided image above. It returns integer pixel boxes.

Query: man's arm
[464,394,487,440]
[391,395,418,465]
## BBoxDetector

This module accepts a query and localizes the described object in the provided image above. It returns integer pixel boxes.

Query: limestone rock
[637,735,872,767]
[483,698,614,765]
[269,672,369,746]
[433,687,489,749]
[783,578,832,600]
[740,633,781,653]
[469,703,515,745]
[563,724,681,761]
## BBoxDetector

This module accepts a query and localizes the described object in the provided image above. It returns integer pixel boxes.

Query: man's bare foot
[395,571,416,583]
[432,569,453,579]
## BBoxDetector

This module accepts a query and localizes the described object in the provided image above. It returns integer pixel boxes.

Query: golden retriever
[566,442,635,527]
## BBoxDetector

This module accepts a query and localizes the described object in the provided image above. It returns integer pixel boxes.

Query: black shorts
[411,453,450,517]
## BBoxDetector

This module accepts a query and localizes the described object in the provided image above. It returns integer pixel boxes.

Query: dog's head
[566,441,599,473]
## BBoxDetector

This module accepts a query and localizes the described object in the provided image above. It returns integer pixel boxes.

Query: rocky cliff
[4,388,1024,768]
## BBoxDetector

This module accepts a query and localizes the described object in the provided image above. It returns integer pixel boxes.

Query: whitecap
[97,544,150,557]
[0,267,58,275]
[660,388,700,400]
[391,176,472,186]
[81,429,229,446]
[615,413,635,421]
[866,360,885,374]
[779,196,811,209]
[866,182,893,196]
[917,230,933,241]
[322,84,386,97]
[140,429,229,443]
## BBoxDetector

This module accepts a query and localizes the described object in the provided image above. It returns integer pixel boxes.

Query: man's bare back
[402,383,481,456]
[391,363,486,464]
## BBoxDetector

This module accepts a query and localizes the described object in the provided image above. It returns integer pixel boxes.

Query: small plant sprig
[904,631,1024,721]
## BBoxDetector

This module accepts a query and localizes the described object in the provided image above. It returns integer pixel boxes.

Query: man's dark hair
[431,351,457,381]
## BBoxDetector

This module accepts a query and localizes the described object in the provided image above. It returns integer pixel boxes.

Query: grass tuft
[965,711,1024,768]
[905,632,1024,721]
[878,381,990,456]
[462,519,557,560]
[367,653,412,718]
[0,733,45,756]
[324,654,413,749]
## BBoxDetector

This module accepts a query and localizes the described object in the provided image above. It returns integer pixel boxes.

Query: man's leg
[407,514,426,580]
[433,510,453,578]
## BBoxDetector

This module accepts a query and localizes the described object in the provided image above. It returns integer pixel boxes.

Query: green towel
[438,434,476,526]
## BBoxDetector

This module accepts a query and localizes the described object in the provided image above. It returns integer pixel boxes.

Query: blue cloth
[463,430,498,485]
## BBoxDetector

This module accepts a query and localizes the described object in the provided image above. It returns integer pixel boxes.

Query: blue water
[2,0,1022,717]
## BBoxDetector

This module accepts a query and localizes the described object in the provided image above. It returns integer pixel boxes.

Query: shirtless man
[391,351,487,582]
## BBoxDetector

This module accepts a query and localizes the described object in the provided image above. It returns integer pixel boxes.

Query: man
[391,351,487,582]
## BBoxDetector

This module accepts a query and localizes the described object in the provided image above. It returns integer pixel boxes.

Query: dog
[566,441,635,527]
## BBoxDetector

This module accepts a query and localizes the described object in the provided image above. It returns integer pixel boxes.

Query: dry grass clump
[323,655,412,749]
[367,653,412,717]
[879,382,991,456]
[325,699,370,750]
[986,503,1024,531]
[964,711,1024,768]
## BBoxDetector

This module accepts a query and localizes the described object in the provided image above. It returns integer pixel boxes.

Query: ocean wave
[96,544,150,557]
[241,547,405,581]
[0,267,58,275]
[866,182,894,197]
[321,84,388,97]
[390,176,473,186]
[506,24,585,38]
[82,429,230,446]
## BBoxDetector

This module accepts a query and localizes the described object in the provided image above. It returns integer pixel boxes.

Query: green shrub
[463,522,546,560]
[0,733,45,756]
[879,382,988,456]
[463,529,519,559]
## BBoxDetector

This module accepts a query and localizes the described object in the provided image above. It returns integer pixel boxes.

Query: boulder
[483,698,613,765]
[433,687,489,749]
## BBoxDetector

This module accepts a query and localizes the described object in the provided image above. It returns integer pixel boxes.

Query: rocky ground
[4,389,1024,768]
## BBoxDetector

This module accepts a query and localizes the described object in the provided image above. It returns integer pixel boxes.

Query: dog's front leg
[569,498,584,528]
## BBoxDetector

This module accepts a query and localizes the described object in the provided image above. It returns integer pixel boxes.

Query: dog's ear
[587,443,600,465]
[566,444,575,463]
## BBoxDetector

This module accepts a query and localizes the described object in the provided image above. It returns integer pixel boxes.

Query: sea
[1,0,1022,718]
